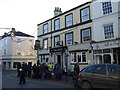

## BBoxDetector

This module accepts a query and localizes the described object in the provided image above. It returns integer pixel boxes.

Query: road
[2,71,74,89]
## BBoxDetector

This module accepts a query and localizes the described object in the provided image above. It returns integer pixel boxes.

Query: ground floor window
[70,52,87,63]
[94,48,120,64]
[40,55,49,63]
[103,54,111,64]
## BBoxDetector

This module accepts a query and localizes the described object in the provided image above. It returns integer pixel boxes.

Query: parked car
[78,64,120,88]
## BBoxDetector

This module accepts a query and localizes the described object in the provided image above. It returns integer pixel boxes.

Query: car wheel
[81,81,92,89]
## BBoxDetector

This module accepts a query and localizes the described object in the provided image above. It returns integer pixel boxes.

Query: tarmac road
[2,71,74,89]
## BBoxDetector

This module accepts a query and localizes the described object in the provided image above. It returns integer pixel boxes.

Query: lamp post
[35,40,40,65]
[90,40,96,64]
[65,49,69,82]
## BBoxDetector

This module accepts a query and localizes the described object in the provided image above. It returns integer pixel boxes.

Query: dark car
[78,64,120,88]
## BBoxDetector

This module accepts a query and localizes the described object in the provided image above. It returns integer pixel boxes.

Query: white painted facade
[91,0,120,65]
[92,0,120,41]
[0,35,36,70]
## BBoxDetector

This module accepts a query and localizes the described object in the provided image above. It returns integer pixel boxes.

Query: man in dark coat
[17,62,22,77]
[74,62,80,87]
[19,63,26,84]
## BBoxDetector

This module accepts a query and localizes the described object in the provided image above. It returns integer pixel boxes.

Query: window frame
[92,65,107,75]
[16,49,21,55]
[43,23,48,34]
[81,27,91,43]
[102,1,112,15]
[43,38,48,49]
[70,52,87,63]
[54,35,60,47]
[65,13,73,27]
[103,24,114,39]
[54,18,60,31]
[65,32,73,46]
[80,6,90,22]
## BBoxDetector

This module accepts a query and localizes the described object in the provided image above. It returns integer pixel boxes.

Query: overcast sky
[0,0,90,39]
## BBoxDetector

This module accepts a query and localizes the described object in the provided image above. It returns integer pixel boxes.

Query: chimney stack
[54,7,62,17]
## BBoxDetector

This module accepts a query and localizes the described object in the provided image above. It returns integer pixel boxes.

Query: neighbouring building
[91,0,120,65]
[0,29,36,70]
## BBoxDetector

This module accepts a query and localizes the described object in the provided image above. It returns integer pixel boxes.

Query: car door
[92,65,108,88]
[106,65,120,88]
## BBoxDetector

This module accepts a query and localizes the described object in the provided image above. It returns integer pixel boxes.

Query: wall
[92,1,119,41]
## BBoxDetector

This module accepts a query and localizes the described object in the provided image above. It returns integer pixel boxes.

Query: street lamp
[90,40,96,64]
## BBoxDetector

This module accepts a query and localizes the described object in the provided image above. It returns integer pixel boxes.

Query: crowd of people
[17,62,64,84]
[17,62,80,86]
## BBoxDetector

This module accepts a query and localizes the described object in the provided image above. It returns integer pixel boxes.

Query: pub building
[36,0,120,72]
[37,2,93,71]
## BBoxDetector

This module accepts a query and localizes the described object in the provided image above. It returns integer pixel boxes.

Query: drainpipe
[50,20,53,63]
[51,20,52,48]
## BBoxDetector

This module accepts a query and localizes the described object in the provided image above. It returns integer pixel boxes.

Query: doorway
[103,54,111,64]
[57,55,61,65]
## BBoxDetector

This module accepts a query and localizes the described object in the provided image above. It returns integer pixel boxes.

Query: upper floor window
[54,19,60,30]
[43,39,48,49]
[28,49,33,56]
[65,14,73,27]
[65,32,73,45]
[104,24,114,39]
[16,49,21,55]
[43,24,48,34]
[80,7,90,22]
[81,28,91,43]
[102,1,112,15]
[54,36,60,47]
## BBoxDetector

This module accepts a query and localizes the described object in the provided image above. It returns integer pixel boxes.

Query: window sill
[71,62,88,65]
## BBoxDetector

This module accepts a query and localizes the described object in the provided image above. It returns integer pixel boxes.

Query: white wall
[91,1,119,41]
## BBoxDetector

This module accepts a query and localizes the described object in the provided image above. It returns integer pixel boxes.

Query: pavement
[10,72,74,86]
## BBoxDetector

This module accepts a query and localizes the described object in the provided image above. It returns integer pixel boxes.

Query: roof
[37,1,91,26]
[15,31,34,37]
[1,31,34,39]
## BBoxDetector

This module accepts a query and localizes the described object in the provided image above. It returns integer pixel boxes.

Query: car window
[80,67,86,72]
[92,65,106,75]
[108,65,120,76]
[85,66,95,73]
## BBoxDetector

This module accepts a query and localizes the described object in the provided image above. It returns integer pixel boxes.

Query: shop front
[93,39,120,65]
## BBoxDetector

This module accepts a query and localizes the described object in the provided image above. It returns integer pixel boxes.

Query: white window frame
[70,52,87,63]
[65,14,73,27]
[54,36,60,47]
[54,19,60,30]
[81,28,91,42]
[102,1,112,15]
[104,24,114,39]
[43,24,48,34]
[43,39,48,49]
[65,33,73,45]
[81,7,90,22]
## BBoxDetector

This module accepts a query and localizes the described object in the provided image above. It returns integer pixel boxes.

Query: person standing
[74,62,80,87]
[19,63,26,84]
[27,63,32,78]
[17,62,22,77]
[54,63,62,80]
